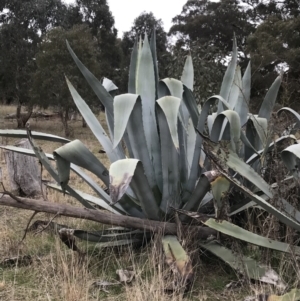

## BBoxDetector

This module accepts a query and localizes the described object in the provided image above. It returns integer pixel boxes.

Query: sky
[63,0,186,37]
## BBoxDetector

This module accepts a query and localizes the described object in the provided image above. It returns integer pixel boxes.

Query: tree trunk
[60,109,71,137]
[16,103,33,128]
[4,139,41,197]
[0,193,217,239]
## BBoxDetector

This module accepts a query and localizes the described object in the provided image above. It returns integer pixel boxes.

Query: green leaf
[0,130,70,143]
[157,104,180,212]
[258,74,282,121]
[183,171,219,211]
[162,235,193,283]
[136,34,161,188]
[181,53,194,91]
[159,78,183,99]
[55,140,109,186]
[200,241,286,288]
[218,35,237,112]
[66,40,114,115]
[95,239,143,249]
[211,110,241,153]
[102,77,118,93]
[228,65,242,109]
[109,159,161,219]
[235,61,251,126]
[46,183,120,214]
[281,144,300,179]
[157,96,181,151]
[204,219,300,255]
[65,77,124,162]
[150,28,159,99]
[128,38,139,94]
[186,118,197,178]
[182,85,199,128]
[211,176,230,217]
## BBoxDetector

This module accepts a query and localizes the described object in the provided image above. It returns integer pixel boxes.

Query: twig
[20,211,39,244]
[34,212,60,235]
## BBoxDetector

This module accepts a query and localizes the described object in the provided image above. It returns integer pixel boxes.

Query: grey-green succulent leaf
[235,61,251,126]
[157,96,181,151]
[0,129,70,143]
[204,219,300,255]
[258,74,282,121]
[65,77,124,162]
[218,35,237,112]
[200,241,286,289]
[181,53,194,91]
[162,235,193,283]
[281,144,300,179]
[66,40,114,115]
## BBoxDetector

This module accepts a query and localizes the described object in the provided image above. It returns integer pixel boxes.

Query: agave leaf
[113,94,137,149]
[150,28,159,99]
[0,130,70,143]
[211,110,241,153]
[259,289,300,301]
[178,121,189,187]
[200,241,286,289]
[218,35,237,112]
[65,77,124,162]
[109,159,161,219]
[278,107,300,130]
[162,235,193,283]
[182,85,199,128]
[159,78,183,99]
[204,219,300,255]
[66,40,114,115]
[26,136,95,209]
[136,34,161,188]
[128,38,139,94]
[54,139,109,186]
[124,94,160,191]
[258,74,282,121]
[157,103,180,212]
[211,176,231,218]
[221,149,272,198]
[228,65,242,109]
[181,53,194,91]
[183,171,220,211]
[281,144,300,179]
[186,119,197,178]
[221,170,300,231]
[183,96,230,200]
[46,183,120,214]
[157,96,181,151]
[0,145,127,214]
[235,61,251,126]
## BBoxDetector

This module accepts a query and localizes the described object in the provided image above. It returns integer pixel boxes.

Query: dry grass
[0,105,298,300]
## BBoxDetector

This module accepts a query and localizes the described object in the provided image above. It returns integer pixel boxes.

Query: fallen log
[0,194,217,239]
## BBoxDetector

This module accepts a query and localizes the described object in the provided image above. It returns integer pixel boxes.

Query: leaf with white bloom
[157,96,181,151]
[218,35,237,112]
[258,74,282,121]
[109,159,161,219]
[159,78,183,99]
[65,77,124,162]
[235,61,251,125]
[181,53,194,91]
[113,94,137,149]
[0,130,70,143]
[282,144,300,179]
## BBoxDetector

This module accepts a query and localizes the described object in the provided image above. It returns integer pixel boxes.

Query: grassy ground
[0,105,293,301]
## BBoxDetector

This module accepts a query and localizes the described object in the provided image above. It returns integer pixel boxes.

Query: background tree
[75,0,123,83]
[247,14,300,109]
[120,12,171,92]
[31,24,101,137]
[168,0,254,103]
[0,0,68,127]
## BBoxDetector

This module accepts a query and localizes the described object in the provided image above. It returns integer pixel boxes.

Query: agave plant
[2,31,300,287]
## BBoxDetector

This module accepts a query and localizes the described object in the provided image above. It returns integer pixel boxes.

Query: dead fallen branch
[0,194,216,239]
